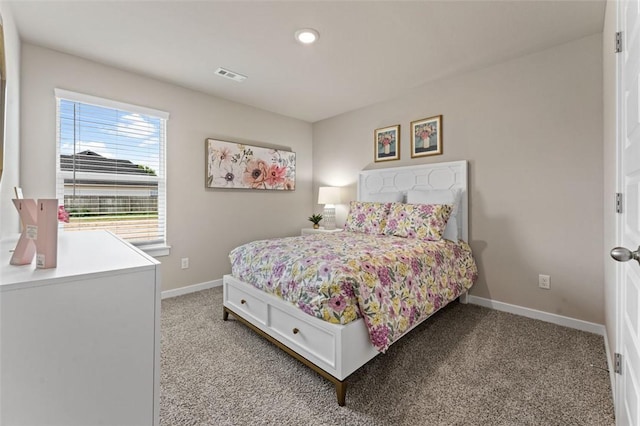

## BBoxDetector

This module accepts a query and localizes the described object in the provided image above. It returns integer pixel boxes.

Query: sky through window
[59,100,161,172]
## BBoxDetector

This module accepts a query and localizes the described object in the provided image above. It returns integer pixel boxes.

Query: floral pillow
[383,203,453,240]
[344,201,391,235]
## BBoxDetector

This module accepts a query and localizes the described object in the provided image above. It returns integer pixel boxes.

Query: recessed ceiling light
[295,28,319,45]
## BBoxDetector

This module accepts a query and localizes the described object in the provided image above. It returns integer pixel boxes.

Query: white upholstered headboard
[357,160,469,242]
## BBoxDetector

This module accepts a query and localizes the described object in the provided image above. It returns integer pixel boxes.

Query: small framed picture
[374,124,400,162]
[411,115,442,158]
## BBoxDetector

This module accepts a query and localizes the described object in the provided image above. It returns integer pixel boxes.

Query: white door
[614,1,640,424]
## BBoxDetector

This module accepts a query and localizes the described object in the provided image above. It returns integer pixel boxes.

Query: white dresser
[0,230,160,426]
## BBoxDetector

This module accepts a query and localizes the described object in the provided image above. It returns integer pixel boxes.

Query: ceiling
[8,1,605,123]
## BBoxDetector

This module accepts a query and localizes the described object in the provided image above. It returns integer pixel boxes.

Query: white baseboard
[161,278,222,299]
[163,283,606,336]
[467,295,605,336]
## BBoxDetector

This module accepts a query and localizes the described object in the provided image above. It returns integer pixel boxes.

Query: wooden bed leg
[336,380,347,406]
[223,307,229,321]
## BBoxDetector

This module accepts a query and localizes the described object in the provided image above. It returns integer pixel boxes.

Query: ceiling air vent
[214,67,247,83]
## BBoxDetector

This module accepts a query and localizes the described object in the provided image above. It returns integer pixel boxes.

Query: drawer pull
[292,328,300,335]
[240,299,246,305]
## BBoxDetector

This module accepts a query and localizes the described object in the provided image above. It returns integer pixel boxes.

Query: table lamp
[318,186,341,230]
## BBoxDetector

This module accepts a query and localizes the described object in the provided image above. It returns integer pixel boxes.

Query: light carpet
[161,287,614,425]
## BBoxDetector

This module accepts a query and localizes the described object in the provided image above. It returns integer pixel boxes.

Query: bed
[222,160,477,405]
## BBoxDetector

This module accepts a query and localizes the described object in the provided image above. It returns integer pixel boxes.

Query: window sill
[137,243,171,257]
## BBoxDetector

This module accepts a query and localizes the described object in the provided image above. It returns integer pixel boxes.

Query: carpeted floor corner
[160,287,614,425]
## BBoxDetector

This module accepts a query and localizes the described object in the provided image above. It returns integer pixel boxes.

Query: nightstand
[301,228,344,236]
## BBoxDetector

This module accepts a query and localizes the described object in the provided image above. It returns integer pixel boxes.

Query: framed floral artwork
[374,125,400,162]
[205,139,296,190]
[411,115,442,158]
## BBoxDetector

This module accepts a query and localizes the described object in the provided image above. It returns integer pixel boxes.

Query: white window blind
[55,89,169,249]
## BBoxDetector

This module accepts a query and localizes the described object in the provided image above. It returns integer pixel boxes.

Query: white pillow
[406,189,462,241]
[361,192,403,203]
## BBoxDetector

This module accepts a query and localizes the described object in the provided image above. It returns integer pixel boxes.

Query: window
[55,89,169,255]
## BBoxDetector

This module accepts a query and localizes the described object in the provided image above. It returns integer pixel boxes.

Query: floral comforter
[229,232,478,352]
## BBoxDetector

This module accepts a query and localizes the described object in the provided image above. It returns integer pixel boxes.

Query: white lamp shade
[318,186,341,205]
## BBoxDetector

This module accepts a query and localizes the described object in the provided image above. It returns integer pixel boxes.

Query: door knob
[610,246,640,265]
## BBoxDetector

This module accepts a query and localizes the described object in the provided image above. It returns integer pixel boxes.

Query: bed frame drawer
[223,274,379,383]
[225,282,267,325]
[268,305,336,368]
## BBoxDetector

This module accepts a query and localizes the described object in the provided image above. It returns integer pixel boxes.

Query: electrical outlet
[539,274,550,289]
[181,258,189,269]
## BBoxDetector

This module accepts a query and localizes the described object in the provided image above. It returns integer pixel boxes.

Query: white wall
[12,27,608,326]
[602,0,617,369]
[0,1,20,238]
[20,43,313,291]
[313,34,604,324]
